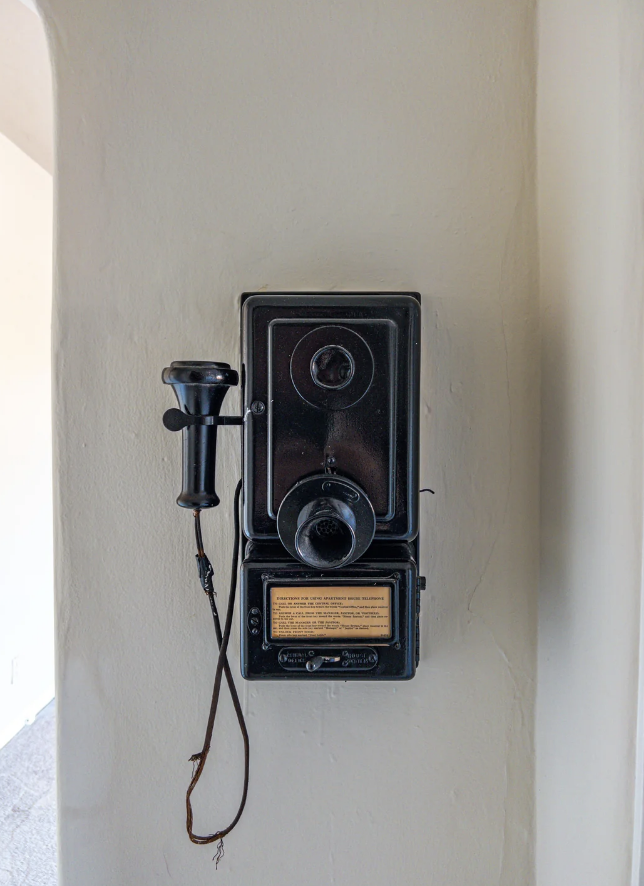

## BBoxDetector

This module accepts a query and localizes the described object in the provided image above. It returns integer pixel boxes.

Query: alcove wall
[42,2,539,883]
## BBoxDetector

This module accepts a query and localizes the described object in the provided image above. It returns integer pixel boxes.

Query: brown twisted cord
[186,479,249,854]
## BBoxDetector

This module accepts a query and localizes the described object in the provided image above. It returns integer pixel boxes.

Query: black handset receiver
[163,293,424,852]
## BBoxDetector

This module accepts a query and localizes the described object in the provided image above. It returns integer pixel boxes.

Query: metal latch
[305,654,342,672]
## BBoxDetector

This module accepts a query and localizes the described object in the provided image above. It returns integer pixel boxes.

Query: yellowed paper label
[270,585,392,639]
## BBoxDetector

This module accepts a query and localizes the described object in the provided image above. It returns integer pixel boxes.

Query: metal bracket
[162,408,244,432]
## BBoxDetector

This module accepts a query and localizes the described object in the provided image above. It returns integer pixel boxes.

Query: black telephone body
[239,293,422,680]
[164,292,423,682]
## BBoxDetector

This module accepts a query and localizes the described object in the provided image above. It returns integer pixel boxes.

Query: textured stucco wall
[537,3,644,884]
[42,1,539,883]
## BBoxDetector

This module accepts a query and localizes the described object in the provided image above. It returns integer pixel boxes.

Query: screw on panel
[251,400,266,414]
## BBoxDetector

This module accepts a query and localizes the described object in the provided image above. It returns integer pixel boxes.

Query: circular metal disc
[290,326,374,410]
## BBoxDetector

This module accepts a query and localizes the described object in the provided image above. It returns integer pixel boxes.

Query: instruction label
[270,585,391,639]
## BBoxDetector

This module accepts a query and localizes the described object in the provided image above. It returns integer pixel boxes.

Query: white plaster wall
[42,1,539,883]
[0,0,53,173]
[537,3,644,884]
[0,131,54,747]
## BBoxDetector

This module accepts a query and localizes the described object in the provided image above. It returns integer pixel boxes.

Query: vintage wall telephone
[163,293,424,854]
